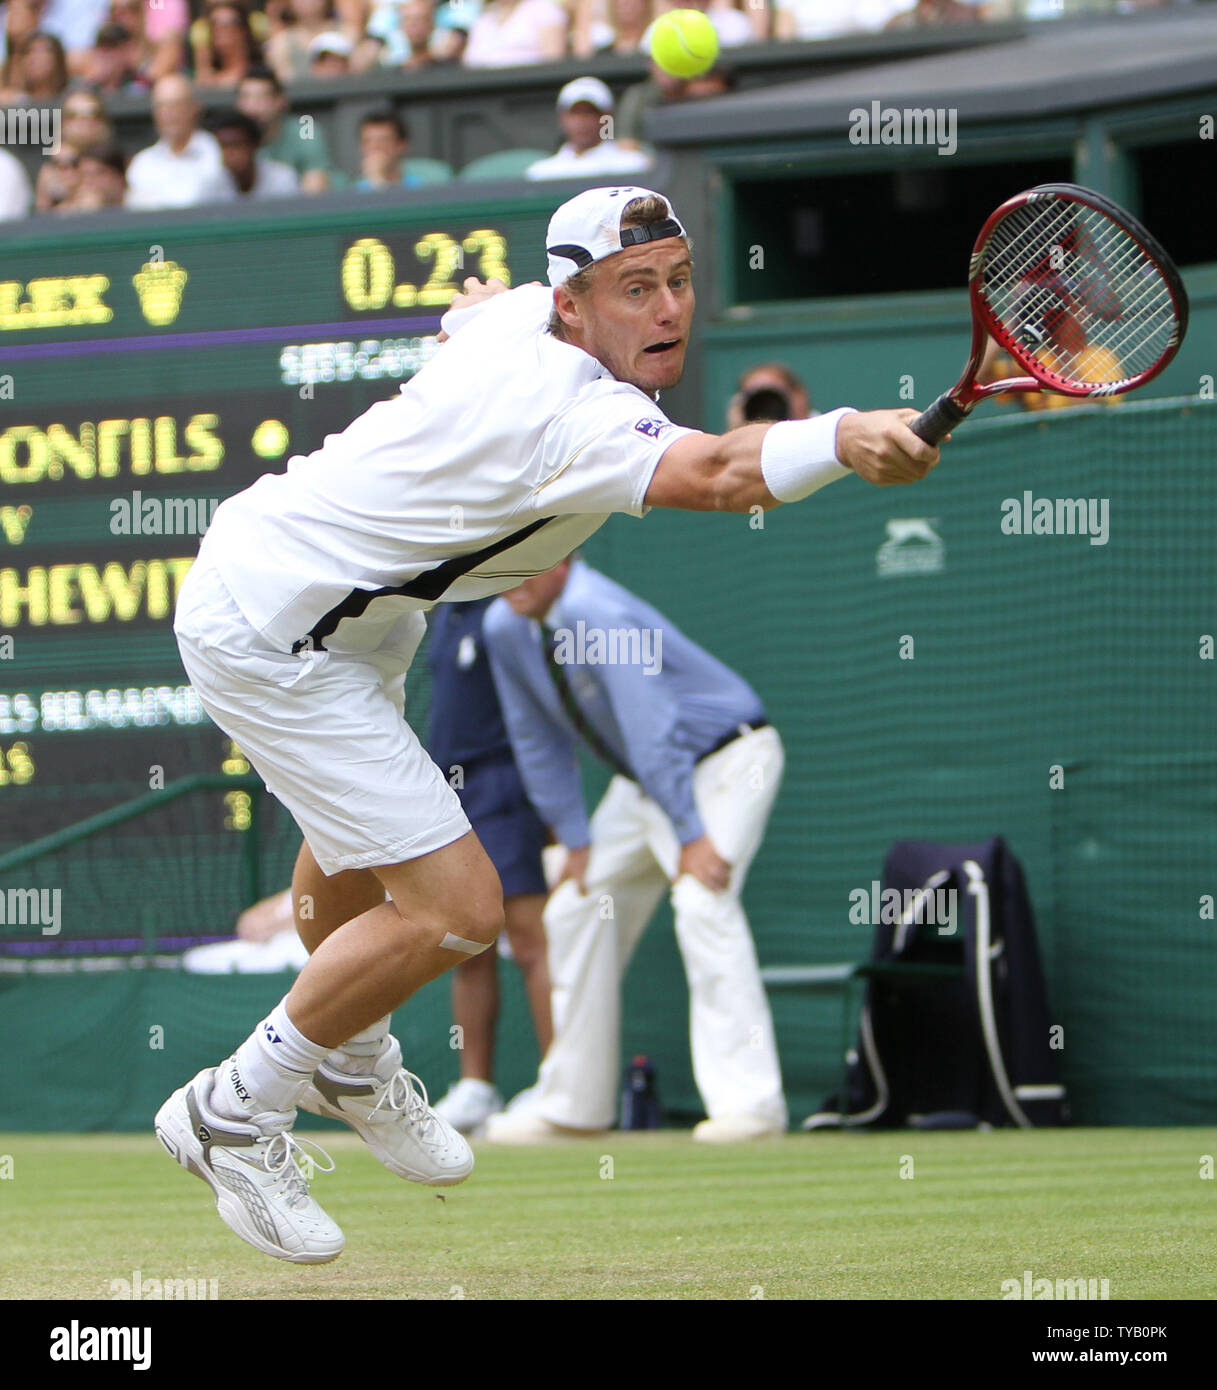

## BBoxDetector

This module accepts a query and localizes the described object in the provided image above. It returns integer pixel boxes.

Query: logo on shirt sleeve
[634,418,671,439]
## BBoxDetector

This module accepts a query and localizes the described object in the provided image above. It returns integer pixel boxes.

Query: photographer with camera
[726,362,813,430]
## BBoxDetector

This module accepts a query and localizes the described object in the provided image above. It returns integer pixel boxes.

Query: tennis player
[157,185,940,1263]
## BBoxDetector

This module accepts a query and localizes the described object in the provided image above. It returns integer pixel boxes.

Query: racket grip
[910,393,968,446]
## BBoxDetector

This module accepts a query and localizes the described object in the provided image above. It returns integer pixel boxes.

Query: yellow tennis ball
[649,9,719,80]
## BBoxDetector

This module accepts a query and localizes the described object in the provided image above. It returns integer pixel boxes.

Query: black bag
[809,836,1068,1129]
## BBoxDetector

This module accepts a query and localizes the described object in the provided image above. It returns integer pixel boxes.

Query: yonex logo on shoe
[196,1125,212,1144]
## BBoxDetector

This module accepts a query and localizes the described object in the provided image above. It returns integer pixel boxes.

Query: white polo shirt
[0,148,32,220]
[197,285,700,655]
[526,142,654,182]
[247,155,301,198]
[125,130,236,210]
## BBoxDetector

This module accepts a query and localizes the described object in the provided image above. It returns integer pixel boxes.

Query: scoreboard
[0,195,552,847]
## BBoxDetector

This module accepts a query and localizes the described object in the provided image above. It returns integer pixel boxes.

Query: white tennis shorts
[174,559,471,876]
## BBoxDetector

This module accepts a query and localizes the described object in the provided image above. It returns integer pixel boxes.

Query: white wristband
[759,408,858,503]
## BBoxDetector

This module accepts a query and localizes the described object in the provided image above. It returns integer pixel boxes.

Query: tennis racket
[910,182,1189,445]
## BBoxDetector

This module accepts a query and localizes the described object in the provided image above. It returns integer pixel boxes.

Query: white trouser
[532,725,787,1130]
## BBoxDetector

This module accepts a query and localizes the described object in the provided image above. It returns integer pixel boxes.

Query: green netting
[1,398,1215,1129]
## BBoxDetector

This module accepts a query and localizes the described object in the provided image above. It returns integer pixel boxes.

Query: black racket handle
[910,392,968,446]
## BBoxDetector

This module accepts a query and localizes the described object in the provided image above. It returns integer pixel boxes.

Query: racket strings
[979,198,1176,388]
[991,208,1156,375]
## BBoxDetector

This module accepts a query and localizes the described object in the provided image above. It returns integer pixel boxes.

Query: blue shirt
[426,598,512,771]
[355,172,425,191]
[483,561,766,849]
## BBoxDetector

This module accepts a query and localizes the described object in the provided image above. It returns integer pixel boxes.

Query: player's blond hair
[547,195,689,339]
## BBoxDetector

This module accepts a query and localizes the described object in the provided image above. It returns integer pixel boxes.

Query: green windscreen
[2,390,1214,1128]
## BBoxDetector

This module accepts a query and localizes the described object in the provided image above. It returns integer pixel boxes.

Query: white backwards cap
[545,186,687,288]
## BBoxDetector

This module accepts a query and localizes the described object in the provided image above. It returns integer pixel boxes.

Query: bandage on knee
[440,931,492,956]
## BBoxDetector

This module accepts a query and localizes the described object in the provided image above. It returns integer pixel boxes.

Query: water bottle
[620,1054,661,1130]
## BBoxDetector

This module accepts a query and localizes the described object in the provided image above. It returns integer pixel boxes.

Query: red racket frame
[910,182,1189,444]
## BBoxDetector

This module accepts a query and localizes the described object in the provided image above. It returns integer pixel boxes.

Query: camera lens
[742,388,792,423]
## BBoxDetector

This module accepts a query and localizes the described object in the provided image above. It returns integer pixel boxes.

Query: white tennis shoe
[299,1039,474,1186]
[432,1078,504,1134]
[155,1067,344,1264]
[691,1114,785,1143]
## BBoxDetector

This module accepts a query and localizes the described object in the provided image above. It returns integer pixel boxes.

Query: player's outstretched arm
[644,408,941,513]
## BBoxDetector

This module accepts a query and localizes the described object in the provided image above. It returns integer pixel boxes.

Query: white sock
[210,1001,333,1118]
[326,1017,394,1077]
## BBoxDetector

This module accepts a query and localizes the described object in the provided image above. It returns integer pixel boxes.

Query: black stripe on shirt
[293,515,557,652]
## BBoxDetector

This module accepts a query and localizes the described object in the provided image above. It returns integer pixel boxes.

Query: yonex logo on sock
[263,1023,282,1044]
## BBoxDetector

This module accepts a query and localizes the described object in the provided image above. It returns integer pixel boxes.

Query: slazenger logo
[633,418,669,438]
[876,519,944,578]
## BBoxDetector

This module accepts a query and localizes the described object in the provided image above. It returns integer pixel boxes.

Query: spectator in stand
[79,21,143,92]
[617,56,733,149]
[738,0,770,41]
[432,4,471,61]
[462,0,566,68]
[144,0,190,51]
[261,0,291,40]
[371,0,449,69]
[206,107,300,195]
[570,0,653,58]
[33,80,109,209]
[190,0,270,78]
[40,0,109,61]
[0,29,68,101]
[886,0,985,28]
[265,0,335,83]
[976,335,1125,411]
[105,0,183,88]
[652,0,750,46]
[0,143,32,217]
[615,58,683,150]
[54,136,125,209]
[686,62,731,98]
[332,0,384,71]
[194,0,261,88]
[304,25,351,72]
[526,75,652,181]
[237,62,332,191]
[307,26,351,74]
[398,0,438,66]
[775,0,905,40]
[124,72,235,207]
[2,0,51,77]
[355,106,424,188]
[35,145,81,208]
